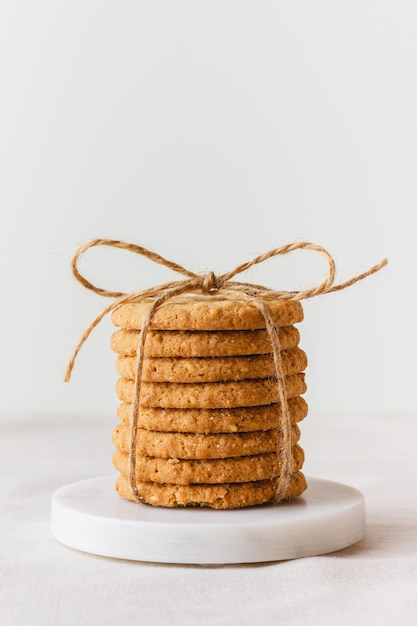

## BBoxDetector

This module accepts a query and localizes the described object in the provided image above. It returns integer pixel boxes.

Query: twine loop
[65,238,387,504]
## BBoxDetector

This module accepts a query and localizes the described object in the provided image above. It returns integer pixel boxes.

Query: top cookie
[112,295,304,331]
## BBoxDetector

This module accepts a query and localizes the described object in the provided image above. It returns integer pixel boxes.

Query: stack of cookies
[110,295,308,509]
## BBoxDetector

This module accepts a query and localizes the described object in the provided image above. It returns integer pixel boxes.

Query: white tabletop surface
[1,410,416,626]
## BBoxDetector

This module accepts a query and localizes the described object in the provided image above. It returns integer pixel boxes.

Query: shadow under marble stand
[51,475,365,564]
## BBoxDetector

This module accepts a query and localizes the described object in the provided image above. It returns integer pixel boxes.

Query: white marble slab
[51,475,365,564]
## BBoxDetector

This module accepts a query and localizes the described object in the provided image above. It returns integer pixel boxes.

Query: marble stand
[51,475,365,564]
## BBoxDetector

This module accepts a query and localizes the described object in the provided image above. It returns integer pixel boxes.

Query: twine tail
[63,298,126,382]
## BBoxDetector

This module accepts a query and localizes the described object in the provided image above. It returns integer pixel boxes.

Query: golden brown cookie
[117,396,308,432]
[111,295,304,331]
[112,424,301,459]
[112,445,304,484]
[115,347,308,383]
[116,373,307,408]
[115,471,307,508]
[110,325,300,358]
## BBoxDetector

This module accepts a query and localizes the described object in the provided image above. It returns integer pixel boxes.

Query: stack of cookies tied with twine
[111,295,307,508]
[65,239,387,510]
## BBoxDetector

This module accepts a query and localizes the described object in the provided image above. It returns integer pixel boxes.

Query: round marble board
[51,475,365,564]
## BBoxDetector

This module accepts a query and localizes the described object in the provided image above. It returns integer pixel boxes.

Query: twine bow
[65,239,387,503]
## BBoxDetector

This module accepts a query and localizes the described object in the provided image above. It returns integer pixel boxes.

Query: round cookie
[112,424,301,459]
[116,373,307,408]
[115,347,308,383]
[115,472,307,508]
[112,445,304,484]
[111,295,304,331]
[110,325,300,358]
[117,396,308,432]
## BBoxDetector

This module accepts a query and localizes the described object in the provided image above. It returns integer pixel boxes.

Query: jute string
[64,239,387,503]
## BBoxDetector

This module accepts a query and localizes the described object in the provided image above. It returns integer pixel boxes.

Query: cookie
[112,423,301,459]
[110,325,300,358]
[115,471,307,508]
[117,396,308,432]
[112,445,304,484]
[116,373,307,408]
[111,295,304,330]
[115,347,308,383]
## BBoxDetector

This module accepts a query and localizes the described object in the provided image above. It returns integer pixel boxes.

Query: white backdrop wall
[0,1,415,421]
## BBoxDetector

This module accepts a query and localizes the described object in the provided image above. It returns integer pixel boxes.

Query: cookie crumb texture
[111,296,304,330]
[112,423,301,459]
[111,295,307,508]
[113,445,304,484]
[116,397,308,433]
[115,472,307,509]
[115,347,307,383]
[116,374,307,408]
[110,325,300,357]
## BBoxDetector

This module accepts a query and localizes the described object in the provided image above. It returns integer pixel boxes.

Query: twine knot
[201,271,220,293]
[64,238,387,504]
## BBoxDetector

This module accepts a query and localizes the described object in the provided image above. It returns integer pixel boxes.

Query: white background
[0,0,416,421]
